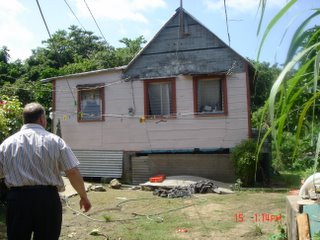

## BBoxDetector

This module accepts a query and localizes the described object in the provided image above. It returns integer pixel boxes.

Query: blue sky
[0,0,319,65]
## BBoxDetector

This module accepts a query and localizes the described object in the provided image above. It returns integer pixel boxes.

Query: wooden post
[296,213,310,240]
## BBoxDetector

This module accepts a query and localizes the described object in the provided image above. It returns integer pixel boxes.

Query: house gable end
[124,8,246,79]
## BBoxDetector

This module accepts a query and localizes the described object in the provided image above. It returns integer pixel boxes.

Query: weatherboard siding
[53,71,249,151]
[124,11,245,79]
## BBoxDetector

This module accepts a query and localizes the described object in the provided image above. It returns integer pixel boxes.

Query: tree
[115,36,147,65]
[25,25,115,78]
[250,60,281,111]
[0,46,10,64]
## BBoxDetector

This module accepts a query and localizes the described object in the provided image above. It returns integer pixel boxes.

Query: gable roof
[124,8,251,80]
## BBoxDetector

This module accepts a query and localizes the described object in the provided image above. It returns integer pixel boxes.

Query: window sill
[194,112,227,117]
[78,119,105,122]
[145,115,177,120]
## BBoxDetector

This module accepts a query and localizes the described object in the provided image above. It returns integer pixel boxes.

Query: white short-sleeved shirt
[0,124,79,191]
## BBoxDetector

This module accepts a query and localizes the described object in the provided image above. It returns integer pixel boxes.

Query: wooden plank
[296,213,310,240]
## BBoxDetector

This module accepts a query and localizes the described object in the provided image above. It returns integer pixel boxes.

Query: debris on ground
[89,185,106,192]
[193,180,219,194]
[154,186,194,198]
[176,228,188,233]
[110,179,122,189]
[153,180,227,198]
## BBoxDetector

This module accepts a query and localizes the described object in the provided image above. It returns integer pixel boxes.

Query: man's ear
[39,114,46,127]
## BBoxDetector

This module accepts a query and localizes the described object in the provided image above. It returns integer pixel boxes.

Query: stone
[110,179,122,189]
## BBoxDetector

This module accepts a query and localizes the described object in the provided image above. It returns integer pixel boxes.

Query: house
[42,7,253,184]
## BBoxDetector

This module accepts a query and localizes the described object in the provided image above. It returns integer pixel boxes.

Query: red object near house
[149,174,166,183]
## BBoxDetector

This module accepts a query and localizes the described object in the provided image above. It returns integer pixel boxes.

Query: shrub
[231,139,257,186]
[0,95,23,143]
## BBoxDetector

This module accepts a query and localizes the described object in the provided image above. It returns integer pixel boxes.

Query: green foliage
[0,95,23,143]
[268,220,287,240]
[272,171,302,189]
[231,139,258,186]
[0,46,10,64]
[313,231,320,240]
[250,60,281,111]
[271,131,314,170]
[251,106,269,129]
[257,1,320,171]
[0,79,52,109]
[115,36,147,65]
[103,215,112,222]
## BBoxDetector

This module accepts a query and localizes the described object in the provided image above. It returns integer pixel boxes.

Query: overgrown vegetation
[253,0,320,180]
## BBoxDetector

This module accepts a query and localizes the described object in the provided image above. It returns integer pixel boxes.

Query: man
[0,102,91,239]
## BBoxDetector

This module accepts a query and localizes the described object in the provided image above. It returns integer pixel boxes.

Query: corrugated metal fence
[73,150,123,178]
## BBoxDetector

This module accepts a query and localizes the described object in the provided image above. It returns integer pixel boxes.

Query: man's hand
[65,167,92,212]
[80,196,91,212]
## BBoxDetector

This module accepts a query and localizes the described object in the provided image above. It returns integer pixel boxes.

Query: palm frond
[257,0,297,61]
[286,9,320,63]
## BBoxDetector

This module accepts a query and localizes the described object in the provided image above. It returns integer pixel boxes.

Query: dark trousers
[6,186,62,240]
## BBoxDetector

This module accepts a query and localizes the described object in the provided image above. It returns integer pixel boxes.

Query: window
[193,76,227,115]
[144,79,176,117]
[77,84,104,121]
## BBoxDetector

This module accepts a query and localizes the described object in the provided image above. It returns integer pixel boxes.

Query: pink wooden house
[42,8,253,184]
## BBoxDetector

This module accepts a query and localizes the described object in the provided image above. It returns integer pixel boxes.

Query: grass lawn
[60,188,288,240]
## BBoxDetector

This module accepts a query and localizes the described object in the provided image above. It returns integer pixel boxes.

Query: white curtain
[148,82,171,116]
[197,79,222,112]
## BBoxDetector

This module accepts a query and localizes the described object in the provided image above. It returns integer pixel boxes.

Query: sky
[0,0,319,65]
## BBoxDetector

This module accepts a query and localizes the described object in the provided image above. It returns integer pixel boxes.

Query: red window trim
[143,78,176,119]
[193,75,228,116]
[77,83,105,122]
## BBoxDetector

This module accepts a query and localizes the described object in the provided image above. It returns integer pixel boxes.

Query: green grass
[271,170,302,189]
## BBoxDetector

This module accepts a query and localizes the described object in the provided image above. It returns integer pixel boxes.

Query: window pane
[197,79,223,113]
[148,82,171,116]
[80,89,102,120]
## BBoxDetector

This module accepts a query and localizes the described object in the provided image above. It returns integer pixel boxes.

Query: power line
[35,0,76,104]
[35,0,52,39]
[83,0,108,43]
[223,0,231,46]
[63,0,87,31]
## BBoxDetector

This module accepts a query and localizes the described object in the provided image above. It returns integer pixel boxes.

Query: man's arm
[65,167,91,212]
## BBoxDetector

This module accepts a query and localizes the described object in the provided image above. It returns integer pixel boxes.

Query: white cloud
[73,0,167,23]
[0,0,34,60]
[203,0,287,13]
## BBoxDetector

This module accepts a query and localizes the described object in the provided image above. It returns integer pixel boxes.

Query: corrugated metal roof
[73,150,123,178]
[41,65,127,82]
